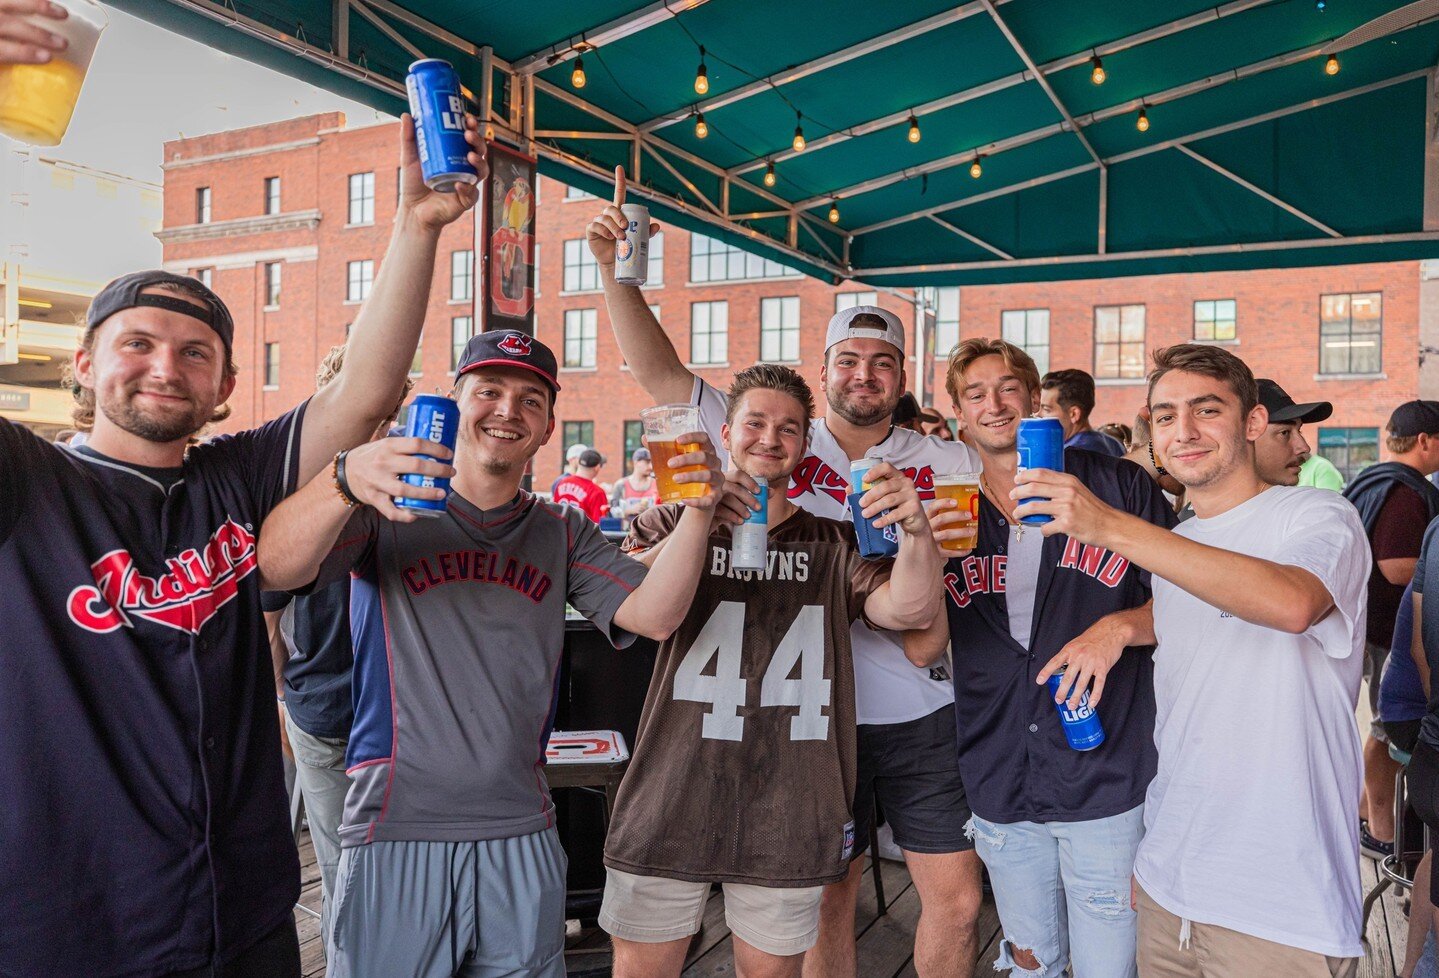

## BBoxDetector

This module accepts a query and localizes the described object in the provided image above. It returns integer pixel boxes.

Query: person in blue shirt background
[1038,369,1126,457]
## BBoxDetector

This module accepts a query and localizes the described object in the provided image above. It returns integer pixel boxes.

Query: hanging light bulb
[969,155,983,179]
[763,161,776,187]
[1136,106,1149,132]
[828,200,840,224]
[694,111,708,139]
[792,112,806,153]
[695,46,709,95]
[571,56,586,89]
[1324,53,1340,75]
[1090,55,1106,85]
[907,112,921,143]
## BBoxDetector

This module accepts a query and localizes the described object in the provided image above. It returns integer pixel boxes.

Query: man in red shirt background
[554,448,611,523]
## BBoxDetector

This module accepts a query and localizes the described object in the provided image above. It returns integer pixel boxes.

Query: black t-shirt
[264,581,355,740]
[0,411,305,977]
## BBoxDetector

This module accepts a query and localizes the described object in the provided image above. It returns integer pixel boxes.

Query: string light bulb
[694,111,708,139]
[907,112,921,143]
[792,112,806,153]
[695,46,709,95]
[1136,106,1149,132]
[1090,56,1106,85]
[571,56,586,89]
[1324,54,1340,75]
[763,161,776,187]
[828,200,840,224]
[970,155,983,179]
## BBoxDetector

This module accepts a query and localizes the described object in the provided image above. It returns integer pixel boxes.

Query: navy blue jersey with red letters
[945,450,1177,824]
[0,411,305,978]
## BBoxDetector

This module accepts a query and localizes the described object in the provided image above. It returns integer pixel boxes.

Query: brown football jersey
[604,505,891,887]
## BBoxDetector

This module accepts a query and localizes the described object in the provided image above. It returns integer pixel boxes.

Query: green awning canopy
[113,0,1439,286]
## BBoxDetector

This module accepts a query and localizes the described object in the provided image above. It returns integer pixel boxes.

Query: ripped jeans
[966,804,1144,978]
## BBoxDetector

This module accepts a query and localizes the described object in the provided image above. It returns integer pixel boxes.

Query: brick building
[160,113,1425,490]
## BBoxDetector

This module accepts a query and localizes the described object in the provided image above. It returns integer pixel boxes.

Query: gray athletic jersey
[312,491,647,846]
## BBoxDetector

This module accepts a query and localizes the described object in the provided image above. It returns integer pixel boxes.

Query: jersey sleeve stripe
[572,562,639,592]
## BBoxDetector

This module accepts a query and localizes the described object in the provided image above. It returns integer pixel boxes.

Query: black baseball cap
[455,330,561,394]
[1256,379,1332,425]
[578,449,603,468]
[1388,400,1439,437]
[87,270,234,352]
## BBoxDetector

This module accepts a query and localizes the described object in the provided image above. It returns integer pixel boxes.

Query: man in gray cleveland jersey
[258,331,724,978]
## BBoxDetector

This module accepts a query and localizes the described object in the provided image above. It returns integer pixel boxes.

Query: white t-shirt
[694,377,981,725]
[1134,485,1369,958]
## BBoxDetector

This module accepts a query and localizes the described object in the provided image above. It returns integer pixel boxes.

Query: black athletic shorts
[851,704,975,857]
[1407,738,1439,904]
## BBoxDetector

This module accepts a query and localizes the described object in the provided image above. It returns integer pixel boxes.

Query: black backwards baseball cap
[87,270,235,352]
[1388,400,1439,437]
[455,329,561,394]
[1256,379,1332,425]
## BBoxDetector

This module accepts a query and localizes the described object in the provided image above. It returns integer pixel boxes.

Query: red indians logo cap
[457,329,561,393]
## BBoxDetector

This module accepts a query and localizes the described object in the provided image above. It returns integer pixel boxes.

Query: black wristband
[334,451,363,507]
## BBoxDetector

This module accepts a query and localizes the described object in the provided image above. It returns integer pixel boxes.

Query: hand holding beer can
[395,394,459,516]
[730,483,768,571]
[932,472,981,552]
[1016,417,1064,526]
[848,458,899,560]
[613,203,651,286]
[1046,667,1106,751]
[405,59,480,193]
[641,404,710,502]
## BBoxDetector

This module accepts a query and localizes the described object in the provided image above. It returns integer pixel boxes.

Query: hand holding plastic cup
[0,0,106,146]
[641,404,711,502]
[931,472,981,552]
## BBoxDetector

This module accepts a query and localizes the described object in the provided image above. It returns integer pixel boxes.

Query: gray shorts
[326,830,568,978]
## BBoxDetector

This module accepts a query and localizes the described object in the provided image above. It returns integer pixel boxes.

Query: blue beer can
[405,59,479,193]
[1016,417,1065,526]
[1047,669,1106,751]
[847,458,899,560]
[396,394,459,517]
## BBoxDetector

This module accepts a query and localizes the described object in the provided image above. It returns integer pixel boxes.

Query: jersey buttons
[1028,723,1038,733]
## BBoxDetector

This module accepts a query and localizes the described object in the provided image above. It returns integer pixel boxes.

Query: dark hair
[1147,344,1258,416]
[725,363,815,427]
[1041,368,1097,418]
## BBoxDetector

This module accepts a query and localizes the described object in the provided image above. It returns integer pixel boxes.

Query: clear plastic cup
[933,472,981,552]
[641,404,709,502]
[0,0,108,146]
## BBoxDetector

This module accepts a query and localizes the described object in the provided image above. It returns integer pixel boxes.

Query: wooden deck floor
[292,832,1408,976]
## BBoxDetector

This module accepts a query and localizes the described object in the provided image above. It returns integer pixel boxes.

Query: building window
[411,331,424,376]
[564,309,598,368]
[196,186,211,224]
[263,176,280,216]
[564,185,596,201]
[562,421,595,463]
[836,291,879,313]
[1320,292,1382,375]
[689,234,797,283]
[450,316,473,372]
[932,287,960,357]
[647,231,665,286]
[263,342,279,388]
[347,259,374,302]
[451,250,474,302]
[1094,304,1145,380]
[1318,427,1378,483]
[194,267,212,288]
[264,262,281,307]
[563,239,600,292]
[1001,308,1051,375]
[1194,299,1236,342]
[690,301,728,365]
[348,172,375,225]
[761,296,801,363]
[624,420,644,473]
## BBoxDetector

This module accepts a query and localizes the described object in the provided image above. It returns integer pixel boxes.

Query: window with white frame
[196,186,211,224]
[689,234,797,283]
[1093,304,1146,380]
[932,287,960,357]
[564,185,596,200]
[1001,308,1051,375]
[646,231,665,285]
[1320,292,1382,375]
[564,309,598,368]
[264,262,281,307]
[1194,299,1236,342]
[451,250,474,301]
[761,297,801,363]
[563,239,600,292]
[690,301,729,365]
[263,176,280,216]
[263,342,279,388]
[450,316,473,372]
[348,172,375,225]
[836,291,878,313]
[347,259,374,302]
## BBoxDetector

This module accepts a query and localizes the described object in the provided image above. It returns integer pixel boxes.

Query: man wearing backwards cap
[589,170,987,978]
[1253,379,1332,488]
[256,330,725,978]
[0,114,484,978]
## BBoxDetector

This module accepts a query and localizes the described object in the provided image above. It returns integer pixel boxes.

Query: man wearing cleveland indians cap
[589,170,986,978]
[0,110,484,978]
[257,329,725,978]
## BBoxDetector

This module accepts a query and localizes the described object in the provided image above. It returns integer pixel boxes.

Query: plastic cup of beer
[642,404,709,502]
[0,0,108,146]
[933,472,981,552]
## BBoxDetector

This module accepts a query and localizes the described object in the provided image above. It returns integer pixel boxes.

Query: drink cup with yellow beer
[0,0,107,146]
[932,472,981,552]
[641,404,710,503]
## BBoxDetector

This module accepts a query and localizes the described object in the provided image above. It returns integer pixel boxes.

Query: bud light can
[396,394,458,517]
[613,203,651,286]
[848,458,898,560]
[1016,417,1064,526]
[405,59,479,193]
[1047,668,1106,751]
[731,483,768,571]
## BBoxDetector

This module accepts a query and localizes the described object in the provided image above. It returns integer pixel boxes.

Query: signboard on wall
[480,141,536,334]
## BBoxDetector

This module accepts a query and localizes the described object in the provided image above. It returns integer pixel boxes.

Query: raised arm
[858,461,944,632]
[295,113,485,481]
[589,166,695,405]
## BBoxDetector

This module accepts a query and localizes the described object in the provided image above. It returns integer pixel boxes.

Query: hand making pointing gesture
[586,165,662,269]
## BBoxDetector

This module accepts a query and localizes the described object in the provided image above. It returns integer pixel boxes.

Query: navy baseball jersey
[0,412,305,978]
[944,450,1177,824]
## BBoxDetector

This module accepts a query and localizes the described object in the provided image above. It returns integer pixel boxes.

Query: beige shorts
[598,868,824,958]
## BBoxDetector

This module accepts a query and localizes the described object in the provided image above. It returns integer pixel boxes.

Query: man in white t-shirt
[1011,343,1368,977]
[588,168,986,978]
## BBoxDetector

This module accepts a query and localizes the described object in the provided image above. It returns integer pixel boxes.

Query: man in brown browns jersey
[599,365,947,978]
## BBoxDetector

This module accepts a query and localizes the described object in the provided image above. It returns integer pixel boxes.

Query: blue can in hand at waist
[1047,668,1106,751]
[396,394,458,517]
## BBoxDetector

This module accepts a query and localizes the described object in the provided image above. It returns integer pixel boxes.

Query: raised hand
[586,165,661,269]
[398,111,487,232]
[665,431,725,511]
[0,0,67,64]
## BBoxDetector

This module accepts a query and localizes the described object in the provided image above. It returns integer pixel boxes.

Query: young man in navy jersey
[0,112,484,978]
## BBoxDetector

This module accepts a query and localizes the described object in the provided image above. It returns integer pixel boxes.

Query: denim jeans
[967,804,1144,978]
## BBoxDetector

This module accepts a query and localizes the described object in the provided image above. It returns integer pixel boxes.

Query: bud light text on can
[613,203,651,286]
[1016,417,1065,526]
[396,394,459,517]
[405,59,480,193]
[848,458,898,560]
[731,483,768,571]
[1046,668,1106,751]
